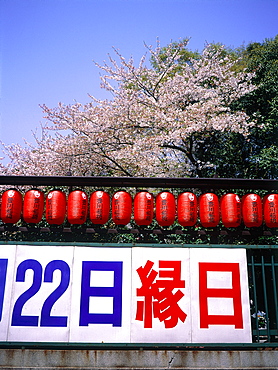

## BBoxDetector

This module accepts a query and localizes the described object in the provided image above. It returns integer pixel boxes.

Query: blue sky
[1,0,277,151]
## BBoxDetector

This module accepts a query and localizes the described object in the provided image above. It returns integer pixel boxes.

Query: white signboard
[0,244,252,343]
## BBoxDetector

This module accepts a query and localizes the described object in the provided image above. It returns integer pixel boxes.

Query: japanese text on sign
[0,245,251,343]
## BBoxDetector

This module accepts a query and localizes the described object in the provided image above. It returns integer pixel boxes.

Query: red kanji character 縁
[136,260,187,329]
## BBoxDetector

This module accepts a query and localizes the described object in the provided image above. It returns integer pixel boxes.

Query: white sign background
[0,244,252,343]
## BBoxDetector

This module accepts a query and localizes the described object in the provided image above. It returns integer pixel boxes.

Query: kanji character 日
[135,260,187,328]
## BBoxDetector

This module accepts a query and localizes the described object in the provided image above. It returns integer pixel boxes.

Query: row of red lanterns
[0,189,277,228]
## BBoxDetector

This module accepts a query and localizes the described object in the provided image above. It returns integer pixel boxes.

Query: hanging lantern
[112,191,132,225]
[1,189,22,224]
[23,189,44,223]
[263,194,278,228]
[67,190,88,224]
[90,190,110,224]
[177,192,197,227]
[134,191,154,226]
[220,193,241,228]
[46,190,67,225]
[242,193,262,227]
[156,192,175,227]
[199,193,219,227]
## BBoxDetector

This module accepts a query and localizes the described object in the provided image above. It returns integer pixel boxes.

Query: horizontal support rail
[0,341,277,350]
[0,241,278,249]
[0,176,277,190]
[0,225,277,238]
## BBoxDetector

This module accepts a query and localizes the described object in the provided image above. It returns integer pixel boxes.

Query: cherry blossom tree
[1,40,257,177]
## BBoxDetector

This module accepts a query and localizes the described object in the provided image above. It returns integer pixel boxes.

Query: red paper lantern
[90,191,110,224]
[177,192,197,226]
[242,193,262,227]
[134,191,154,226]
[23,189,44,223]
[156,192,175,227]
[1,189,22,224]
[199,193,219,227]
[67,190,88,224]
[220,193,241,228]
[112,191,132,225]
[263,194,278,228]
[46,190,67,225]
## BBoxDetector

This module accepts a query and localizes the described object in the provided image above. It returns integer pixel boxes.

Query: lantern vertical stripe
[46,190,67,225]
[23,189,44,223]
[263,194,278,228]
[90,191,110,225]
[242,193,263,227]
[1,189,22,224]
[199,193,219,227]
[220,193,241,228]
[156,192,175,227]
[134,191,154,226]
[67,190,88,225]
[177,192,197,227]
[112,191,132,225]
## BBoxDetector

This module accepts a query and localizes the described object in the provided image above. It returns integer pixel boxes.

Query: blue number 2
[41,260,70,327]
[11,259,42,326]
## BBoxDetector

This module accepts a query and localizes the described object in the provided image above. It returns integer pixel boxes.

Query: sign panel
[190,248,251,343]
[69,247,131,343]
[131,247,191,343]
[0,244,252,343]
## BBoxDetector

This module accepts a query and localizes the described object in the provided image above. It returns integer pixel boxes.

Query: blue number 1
[0,259,8,322]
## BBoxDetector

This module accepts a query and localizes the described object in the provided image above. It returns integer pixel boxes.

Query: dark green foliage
[230,36,278,179]
[157,36,278,179]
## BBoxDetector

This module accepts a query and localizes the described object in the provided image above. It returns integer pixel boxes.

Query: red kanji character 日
[136,260,187,328]
[199,262,243,329]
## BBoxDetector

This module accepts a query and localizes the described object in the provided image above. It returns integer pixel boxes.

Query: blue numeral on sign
[11,259,70,327]
[79,261,123,327]
[40,260,70,327]
[0,259,8,322]
[11,259,42,326]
